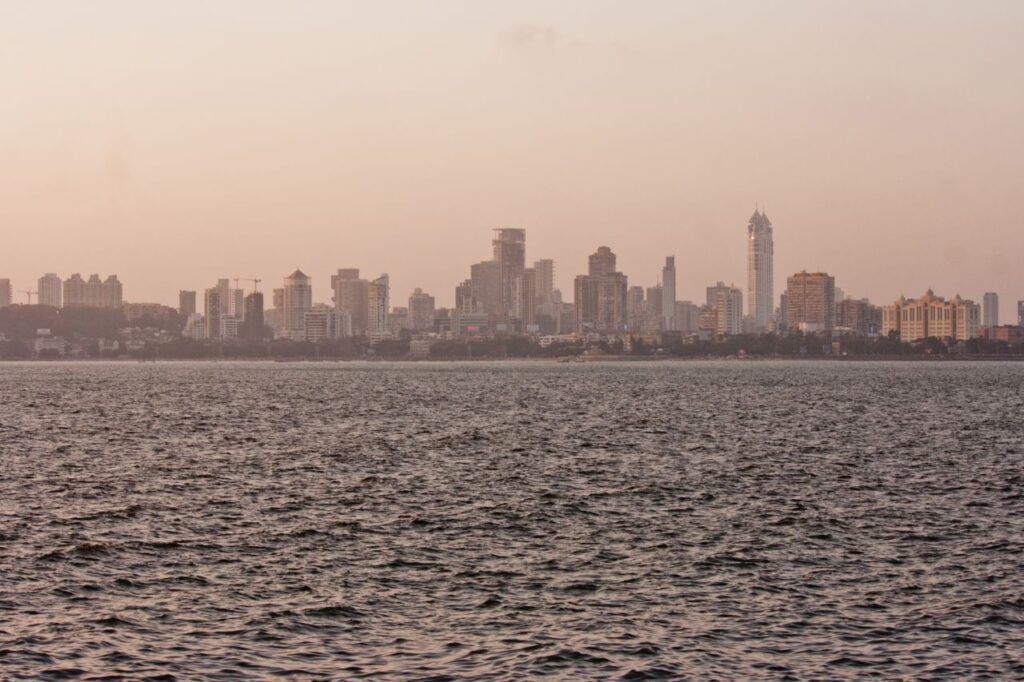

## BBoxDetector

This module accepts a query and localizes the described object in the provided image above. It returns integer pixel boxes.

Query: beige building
[574,246,628,334]
[705,281,743,335]
[408,288,436,331]
[38,273,62,308]
[785,271,836,332]
[332,269,370,334]
[282,269,313,341]
[881,290,980,342]
[367,274,390,341]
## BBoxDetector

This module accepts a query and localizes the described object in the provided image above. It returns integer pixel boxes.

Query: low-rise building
[881,290,980,342]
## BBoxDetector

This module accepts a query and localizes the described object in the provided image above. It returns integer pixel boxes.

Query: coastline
[3,355,1024,364]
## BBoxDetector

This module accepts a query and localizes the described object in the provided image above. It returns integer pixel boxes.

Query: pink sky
[2,1,1022,319]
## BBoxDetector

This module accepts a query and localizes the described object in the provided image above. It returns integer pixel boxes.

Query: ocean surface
[1,361,1022,680]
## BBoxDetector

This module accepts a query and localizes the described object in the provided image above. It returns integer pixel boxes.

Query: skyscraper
[627,285,645,332]
[661,256,676,331]
[38,274,62,308]
[1018,301,1024,327]
[367,274,390,340]
[332,269,370,335]
[469,260,501,314]
[983,292,999,329]
[85,275,103,307]
[574,246,628,334]
[283,269,313,341]
[204,288,222,340]
[179,290,197,318]
[59,274,122,307]
[784,271,836,332]
[408,288,436,331]
[514,268,537,329]
[242,291,265,340]
[0,279,11,307]
[747,210,774,332]
[706,282,743,335]
[534,259,554,306]
[101,275,122,308]
[588,246,617,277]
[492,228,525,316]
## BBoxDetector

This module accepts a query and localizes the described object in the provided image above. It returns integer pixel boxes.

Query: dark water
[1,361,1022,680]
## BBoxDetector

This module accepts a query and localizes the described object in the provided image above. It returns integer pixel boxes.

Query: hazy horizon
[3,1,1022,318]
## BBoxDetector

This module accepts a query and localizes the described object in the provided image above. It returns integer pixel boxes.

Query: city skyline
[2,211,1018,324]
[2,3,1022,318]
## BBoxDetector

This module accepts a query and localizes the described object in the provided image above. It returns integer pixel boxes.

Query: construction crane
[238,278,262,293]
[19,291,37,304]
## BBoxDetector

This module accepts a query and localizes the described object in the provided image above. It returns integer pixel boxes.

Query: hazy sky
[2,1,1022,317]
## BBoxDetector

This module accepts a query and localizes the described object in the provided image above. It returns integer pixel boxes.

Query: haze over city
[3,1,1023,318]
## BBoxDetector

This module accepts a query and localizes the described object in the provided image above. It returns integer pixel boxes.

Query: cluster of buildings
[3,211,1023,354]
[0,273,123,309]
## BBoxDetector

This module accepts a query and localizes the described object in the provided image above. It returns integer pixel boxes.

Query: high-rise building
[388,307,411,336]
[231,288,244,320]
[983,292,999,329]
[63,274,84,306]
[1018,301,1024,327]
[705,282,743,335]
[513,268,537,329]
[408,288,436,331]
[627,286,645,332]
[204,288,222,340]
[101,275,122,308]
[784,271,835,332]
[304,304,336,343]
[179,290,197,319]
[332,269,370,335]
[836,298,881,336]
[283,270,313,341]
[266,288,285,336]
[574,246,628,334]
[675,301,700,333]
[492,228,525,316]
[221,315,239,340]
[367,274,390,340]
[38,274,62,308]
[470,260,501,314]
[85,275,103,307]
[0,279,11,307]
[747,210,774,332]
[661,256,676,331]
[62,274,121,308]
[882,290,980,342]
[534,259,555,306]
[242,291,265,340]
[588,246,617,277]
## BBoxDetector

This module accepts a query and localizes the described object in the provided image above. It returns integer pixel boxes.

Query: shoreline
[3,355,1024,364]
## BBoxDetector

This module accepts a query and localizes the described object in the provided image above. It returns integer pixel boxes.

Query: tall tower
[492,228,525,316]
[533,259,554,305]
[367,274,390,340]
[747,209,774,331]
[38,274,62,308]
[179,290,197,318]
[982,292,999,329]
[283,269,313,341]
[661,256,676,331]
[204,288,222,339]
